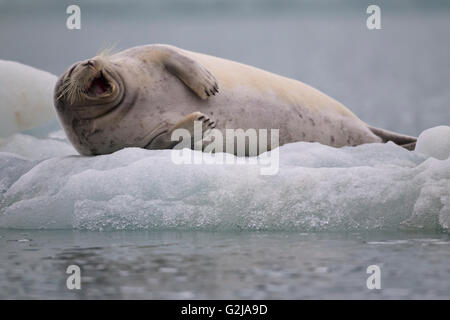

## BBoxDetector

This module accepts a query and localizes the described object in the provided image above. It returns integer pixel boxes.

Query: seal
[54,44,417,156]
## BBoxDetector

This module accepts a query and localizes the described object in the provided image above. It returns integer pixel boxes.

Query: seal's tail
[368,126,417,151]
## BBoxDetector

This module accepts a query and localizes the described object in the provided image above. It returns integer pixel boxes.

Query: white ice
[0,61,449,232]
[0,60,57,138]
[0,126,449,231]
[416,126,450,160]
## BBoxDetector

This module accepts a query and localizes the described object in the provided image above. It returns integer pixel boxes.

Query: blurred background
[0,0,449,136]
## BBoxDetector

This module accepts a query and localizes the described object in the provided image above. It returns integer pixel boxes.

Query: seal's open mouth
[86,71,112,97]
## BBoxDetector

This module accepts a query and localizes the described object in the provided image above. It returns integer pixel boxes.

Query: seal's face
[55,56,124,118]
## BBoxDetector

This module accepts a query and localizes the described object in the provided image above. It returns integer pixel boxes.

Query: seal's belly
[157,81,379,148]
[76,67,379,155]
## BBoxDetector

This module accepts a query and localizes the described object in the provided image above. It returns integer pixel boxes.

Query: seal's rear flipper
[399,141,416,151]
[368,125,417,150]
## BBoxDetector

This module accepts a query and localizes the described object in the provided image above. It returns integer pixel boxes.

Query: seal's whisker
[56,79,75,101]
[97,43,117,57]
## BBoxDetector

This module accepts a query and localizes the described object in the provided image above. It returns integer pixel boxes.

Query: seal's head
[54,55,124,118]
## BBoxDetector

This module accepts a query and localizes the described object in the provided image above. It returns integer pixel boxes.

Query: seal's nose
[82,60,95,67]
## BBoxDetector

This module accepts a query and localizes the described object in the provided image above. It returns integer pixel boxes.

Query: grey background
[1,0,449,136]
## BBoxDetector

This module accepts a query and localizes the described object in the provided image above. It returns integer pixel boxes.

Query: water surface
[1,230,449,299]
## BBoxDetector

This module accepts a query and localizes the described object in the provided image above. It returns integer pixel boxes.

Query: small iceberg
[0,60,57,138]
[0,61,449,232]
[416,126,450,160]
[0,125,449,232]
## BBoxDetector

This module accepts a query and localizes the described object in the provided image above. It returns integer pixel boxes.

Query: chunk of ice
[416,126,450,160]
[0,129,449,232]
[0,60,57,138]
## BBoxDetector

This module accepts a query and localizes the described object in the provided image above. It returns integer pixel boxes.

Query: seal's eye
[86,72,111,96]
[67,64,77,78]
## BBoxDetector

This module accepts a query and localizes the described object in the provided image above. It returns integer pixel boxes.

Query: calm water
[1,1,450,299]
[0,230,449,299]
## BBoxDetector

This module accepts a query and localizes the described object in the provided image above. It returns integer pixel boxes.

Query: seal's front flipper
[146,112,216,150]
[158,46,219,99]
[368,125,417,150]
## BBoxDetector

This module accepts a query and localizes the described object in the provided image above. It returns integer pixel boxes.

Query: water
[1,0,450,299]
[1,230,449,299]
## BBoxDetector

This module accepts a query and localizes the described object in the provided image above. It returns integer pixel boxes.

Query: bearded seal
[54,44,416,156]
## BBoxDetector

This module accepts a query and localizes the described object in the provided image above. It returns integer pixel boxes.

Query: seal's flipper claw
[168,112,216,138]
[146,112,217,150]
[400,141,416,151]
